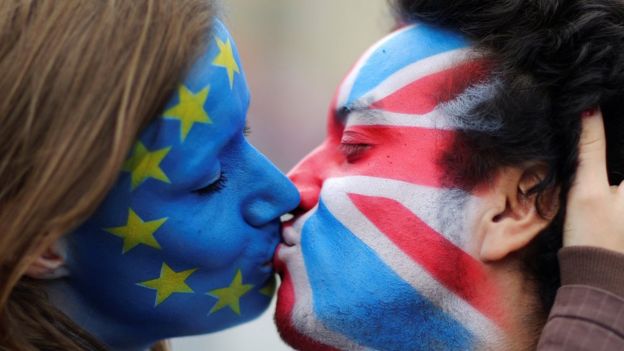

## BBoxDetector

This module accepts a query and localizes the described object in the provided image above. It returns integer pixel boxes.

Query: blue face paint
[54,19,299,349]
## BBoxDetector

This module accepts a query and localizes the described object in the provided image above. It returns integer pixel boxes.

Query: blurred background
[172,0,393,349]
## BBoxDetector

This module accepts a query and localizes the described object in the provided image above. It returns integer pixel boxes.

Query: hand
[564,108,624,253]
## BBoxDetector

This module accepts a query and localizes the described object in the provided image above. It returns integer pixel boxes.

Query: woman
[0,1,298,350]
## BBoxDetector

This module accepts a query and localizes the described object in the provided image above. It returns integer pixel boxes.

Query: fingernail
[581,107,597,118]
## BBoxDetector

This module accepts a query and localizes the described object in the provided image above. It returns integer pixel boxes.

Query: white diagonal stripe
[319,176,506,350]
[358,48,476,105]
[337,24,420,108]
[345,109,456,129]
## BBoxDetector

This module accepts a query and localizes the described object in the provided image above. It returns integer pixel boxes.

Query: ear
[24,239,69,279]
[477,165,558,262]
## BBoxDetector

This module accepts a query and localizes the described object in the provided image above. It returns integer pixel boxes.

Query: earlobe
[25,239,69,280]
[478,165,558,262]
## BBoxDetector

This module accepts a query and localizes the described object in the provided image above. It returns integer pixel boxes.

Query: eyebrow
[337,102,387,125]
[337,101,365,115]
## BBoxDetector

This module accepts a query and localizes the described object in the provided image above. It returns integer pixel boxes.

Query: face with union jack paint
[275,24,509,350]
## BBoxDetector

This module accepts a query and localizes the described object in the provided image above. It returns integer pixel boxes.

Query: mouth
[274,209,316,273]
[272,224,295,273]
[280,209,314,246]
[261,258,274,270]
[274,211,303,272]
[261,218,293,271]
[281,223,298,247]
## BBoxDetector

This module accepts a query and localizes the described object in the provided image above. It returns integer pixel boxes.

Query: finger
[575,108,609,190]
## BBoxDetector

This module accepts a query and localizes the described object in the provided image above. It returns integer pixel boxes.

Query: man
[274,0,624,350]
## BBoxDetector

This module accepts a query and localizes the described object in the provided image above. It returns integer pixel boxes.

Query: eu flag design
[65,18,284,338]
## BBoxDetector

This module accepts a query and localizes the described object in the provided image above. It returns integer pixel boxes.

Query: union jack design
[276,24,505,351]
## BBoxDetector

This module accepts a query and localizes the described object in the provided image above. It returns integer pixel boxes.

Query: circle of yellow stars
[103,33,270,315]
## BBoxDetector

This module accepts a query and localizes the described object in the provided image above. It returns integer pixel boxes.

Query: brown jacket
[537,247,624,350]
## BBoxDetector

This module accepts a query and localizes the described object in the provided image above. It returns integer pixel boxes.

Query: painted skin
[47,20,299,350]
[275,24,506,350]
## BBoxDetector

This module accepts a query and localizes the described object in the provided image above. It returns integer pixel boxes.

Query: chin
[275,265,338,351]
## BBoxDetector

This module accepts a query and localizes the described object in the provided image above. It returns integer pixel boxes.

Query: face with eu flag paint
[43,19,299,349]
[274,24,517,351]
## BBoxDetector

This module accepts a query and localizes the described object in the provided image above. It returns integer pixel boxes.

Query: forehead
[136,19,248,181]
[337,24,475,117]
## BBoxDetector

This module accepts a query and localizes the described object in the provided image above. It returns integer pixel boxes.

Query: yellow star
[212,36,240,89]
[163,85,212,141]
[122,142,171,190]
[138,263,197,306]
[208,269,254,315]
[259,277,276,297]
[104,208,167,254]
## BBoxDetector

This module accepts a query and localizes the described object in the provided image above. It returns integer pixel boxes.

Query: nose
[241,144,300,227]
[287,143,329,212]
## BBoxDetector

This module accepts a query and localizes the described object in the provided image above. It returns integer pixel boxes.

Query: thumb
[573,108,609,193]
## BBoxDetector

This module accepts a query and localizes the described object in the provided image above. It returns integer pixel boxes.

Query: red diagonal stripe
[348,193,506,327]
[345,125,455,188]
[370,60,487,115]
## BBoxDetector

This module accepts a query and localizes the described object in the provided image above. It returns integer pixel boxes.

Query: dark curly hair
[394,0,624,315]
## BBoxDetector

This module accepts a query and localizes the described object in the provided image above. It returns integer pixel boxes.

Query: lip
[273,244,284,273]
[273,223,294,274]
[274,209,315,272]
[261,257,274,271]
[280,209,314,245]
[259,253,276,273]
[257,220,287,272]
[281,223,299,246]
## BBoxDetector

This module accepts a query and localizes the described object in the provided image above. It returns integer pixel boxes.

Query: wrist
[559,246,624,298]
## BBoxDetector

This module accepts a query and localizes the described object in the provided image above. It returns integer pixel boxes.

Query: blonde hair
[0,0,214,349]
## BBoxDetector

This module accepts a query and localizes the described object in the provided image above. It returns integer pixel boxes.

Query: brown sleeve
[536,247,624,350]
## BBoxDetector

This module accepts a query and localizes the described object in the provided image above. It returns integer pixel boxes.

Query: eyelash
[339,143,371,161]
[193,172,227,195]
[243,125,251,137]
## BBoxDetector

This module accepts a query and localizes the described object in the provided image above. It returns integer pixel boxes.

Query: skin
[21,15,618,351]
[274,24,514,351]
[565,108,624,253]
[272,20,624,351]
[35,20,299,350]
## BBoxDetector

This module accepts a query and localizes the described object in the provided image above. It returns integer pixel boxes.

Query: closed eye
[193,172,227,195]
[339,143,371,162]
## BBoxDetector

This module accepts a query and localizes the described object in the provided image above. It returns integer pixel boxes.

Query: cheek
[166,216,243,266]
[156,197,251,271]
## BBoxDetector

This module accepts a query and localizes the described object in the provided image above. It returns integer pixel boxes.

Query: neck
[483,259,545,351]
[42,278,155,351]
